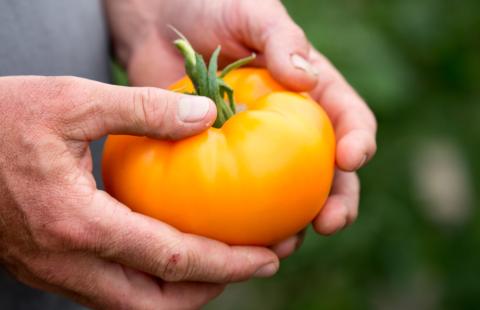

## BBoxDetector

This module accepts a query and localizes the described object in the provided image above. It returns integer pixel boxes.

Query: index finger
[308,49,377,171]
[82,191,279,284]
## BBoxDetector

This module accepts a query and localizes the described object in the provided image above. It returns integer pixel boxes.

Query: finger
[270,229,306,259]
[82,191,279,283]
[113,267,225,310]
[313,171,360,235]
[15,253,165,309]
[160,282,225,310]
[16,252,224,309]
[57,77,217,141]
[270,235,298,259]
[308,50,377,171]
[238,0,318,91]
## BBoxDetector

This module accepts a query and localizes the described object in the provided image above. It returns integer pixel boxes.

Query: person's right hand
[0,76,279,309]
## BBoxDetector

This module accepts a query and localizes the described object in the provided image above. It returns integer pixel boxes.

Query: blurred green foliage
[114,0,480,309]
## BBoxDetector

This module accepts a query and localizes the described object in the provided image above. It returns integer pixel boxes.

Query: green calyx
[173,34,255,128]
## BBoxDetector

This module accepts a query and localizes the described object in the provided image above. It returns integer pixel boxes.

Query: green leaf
[194,54,208,96]
[207,46,221,97]
[220,53,256,78]
[208,46,234,124]
[218,79,236,113]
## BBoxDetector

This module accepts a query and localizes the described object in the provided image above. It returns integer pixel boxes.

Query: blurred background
[114,0,480,309]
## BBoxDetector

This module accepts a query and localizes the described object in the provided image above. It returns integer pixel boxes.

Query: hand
[104,0,318,90]
[273,49,377,258]
[105,0,377,257]
[0,76,279,309]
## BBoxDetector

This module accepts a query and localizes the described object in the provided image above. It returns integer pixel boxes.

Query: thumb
[63,78,216,141]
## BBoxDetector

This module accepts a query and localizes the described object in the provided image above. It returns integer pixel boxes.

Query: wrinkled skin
[0,0,377,309]
[0,76,279,309]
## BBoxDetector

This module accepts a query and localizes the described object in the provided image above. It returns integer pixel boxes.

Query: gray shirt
[0,0,111,308]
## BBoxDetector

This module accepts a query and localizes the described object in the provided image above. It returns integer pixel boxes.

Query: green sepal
[172,29,255,128]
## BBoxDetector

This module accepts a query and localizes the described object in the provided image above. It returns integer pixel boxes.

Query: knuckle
[158,241,195,282]
[214,246,251,282]
[132,87,180,138]
[132,87,163,132]
[132,87,153,132]
[219,253,240,282]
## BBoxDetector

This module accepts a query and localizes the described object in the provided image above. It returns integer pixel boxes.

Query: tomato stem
[219,54,256,79]
[173,31,255,128]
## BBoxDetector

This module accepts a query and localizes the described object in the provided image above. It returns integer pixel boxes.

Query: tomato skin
[102,68,335,246]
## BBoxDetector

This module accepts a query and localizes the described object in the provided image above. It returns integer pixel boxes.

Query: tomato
[102,67,335,246]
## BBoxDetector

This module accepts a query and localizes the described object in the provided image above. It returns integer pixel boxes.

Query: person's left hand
[105,0,377,258]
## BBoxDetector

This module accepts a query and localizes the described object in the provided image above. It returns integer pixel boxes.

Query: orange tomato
[102,68,335,246]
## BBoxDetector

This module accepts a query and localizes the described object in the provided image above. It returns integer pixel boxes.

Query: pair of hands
[0,0,376,308]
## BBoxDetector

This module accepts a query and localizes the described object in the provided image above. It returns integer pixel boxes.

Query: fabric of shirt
[0,0,111,308]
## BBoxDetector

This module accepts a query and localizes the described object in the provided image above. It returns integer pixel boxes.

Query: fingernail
[253,262,278,278]
[177,96,211,122]
[291,54,319,77]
